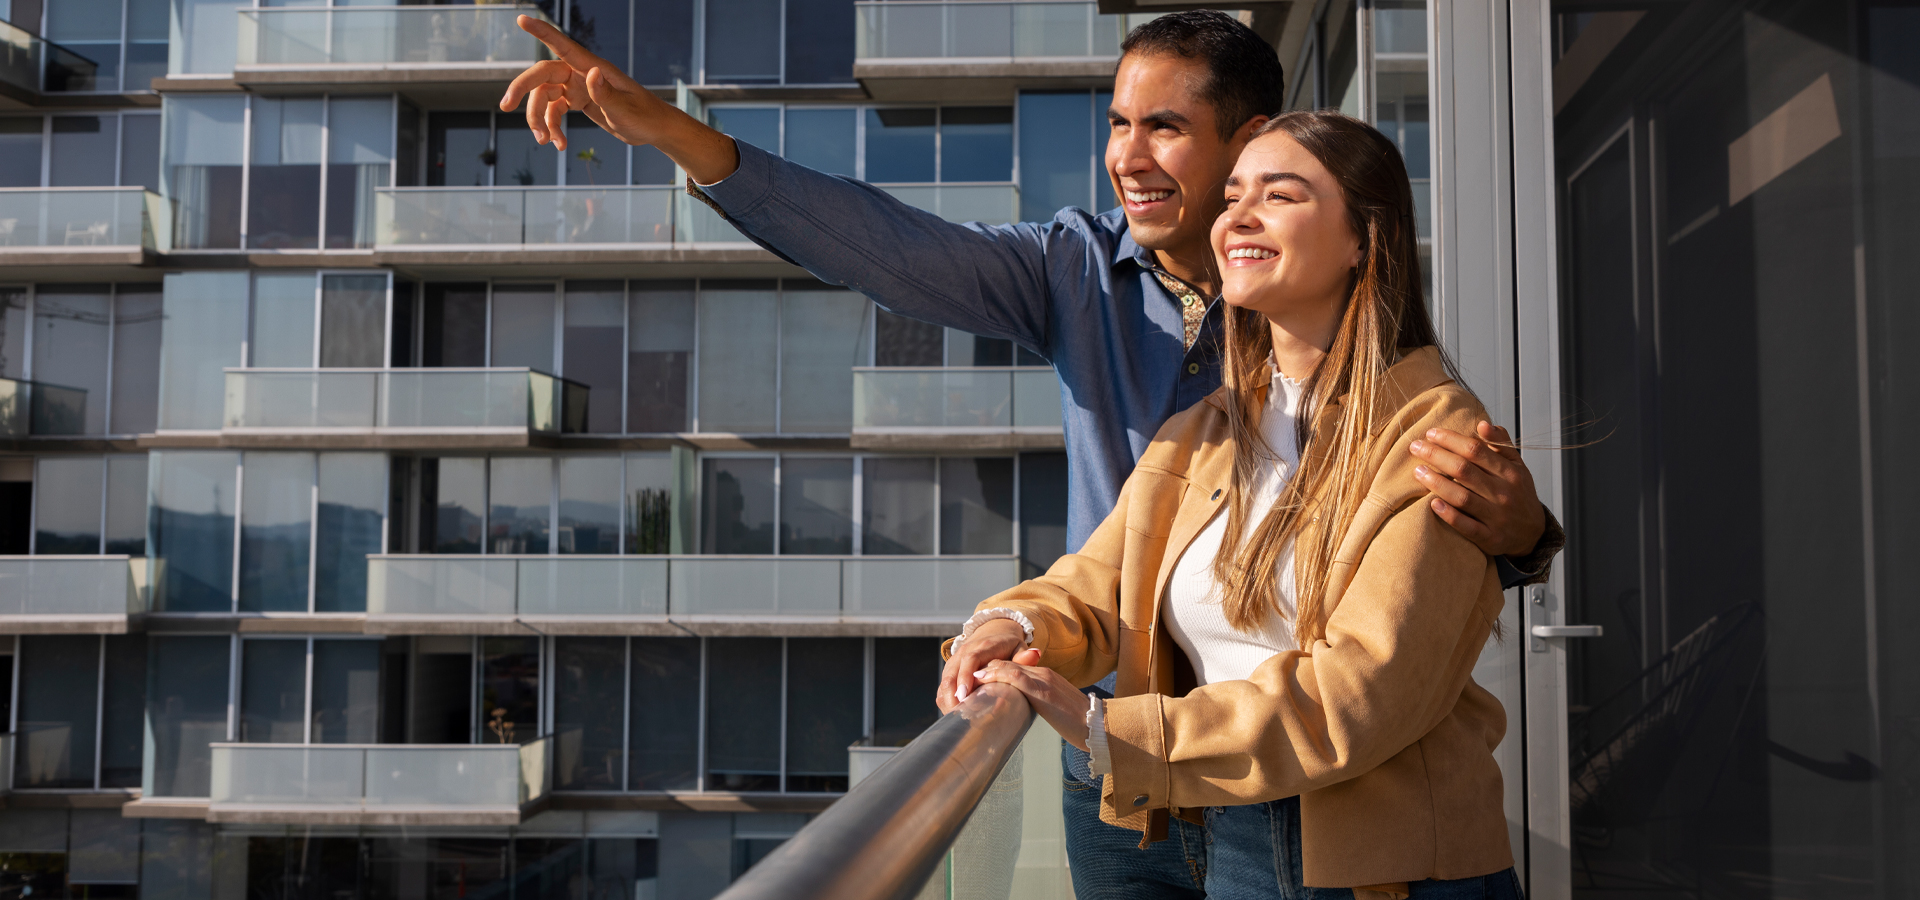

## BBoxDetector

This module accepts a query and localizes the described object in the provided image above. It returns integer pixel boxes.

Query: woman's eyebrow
[1225,171,1312,190]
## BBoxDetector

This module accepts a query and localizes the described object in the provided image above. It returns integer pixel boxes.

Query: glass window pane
[15,635,100,788]
[0,287,22,379]
[628,282,693,432]
[315,453,384,613]
[147,635,232,797]
[1093,90,1114,211]
[100,633,147,788]
[34,456,102,554]
[248,97,323,249]
[125,41,168,93]
[239,451,312,613]
[426,112,492,187]
[947,329,1012,366]
[312,639,381,744]
[940,107,1014,182]
[494,120,556,187]
[488,457,550,555]
[240,639,307,743]
[151,451,238,612]
[785,638,862,792]
[47,41,116,92]
[164,96,246,248]
[708,108,780,154]
[104,455,147,555]
[563,112,627,187]
[128,0,169,41]
[626,452,675,554]
[780,458,852,554]
[696,282,776,432]
[704,0,781,82]
[783,109,856,177]
[874,307,941,366]
[422,283,487,367]
[563,282,624,433]
[1016,91,1093,220]
[46,0,122,42]
[864,108,936,183]
[324,96,394,249]
[567,0,631,71]
[633,0,693,84]
[939,457,1013,554]
[409,635,473,744]
[424,457,485,554]
[1017,452,1066,578]
[554,637,624,790]
[872,638,941,747]
[481,636,540,743]
[33,285,111,435]
[701,457,773,554]
[558,456,620,554]
[633,144,675,185]
[0,118,40,188]
[49,116,117,187]
[779,284,869,432]
[785,0,854,84]
[159,272,248,428]
[491,284,556,371]
[706,637,781,791]
[251,271,316,368]
[630,637,700,791]
[110,286,162,434]
[320,274,386,368]
[862,457,934,554]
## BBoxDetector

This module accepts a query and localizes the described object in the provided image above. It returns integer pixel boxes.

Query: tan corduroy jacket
[966,346,1512,890]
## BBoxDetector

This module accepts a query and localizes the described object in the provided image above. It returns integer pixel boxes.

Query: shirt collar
[1112,223,1159,273]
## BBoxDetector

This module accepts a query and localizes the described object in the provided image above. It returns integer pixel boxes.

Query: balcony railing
[222,368,590,435]
[0,188,168,252]
[855,0,1149,61]
[209,736,552,825]
[0,18,101,95]
[0,556,147,629]
[853,367,1061,436]
[236,5,555,69]
[0,377,89,437]
[376,182,1020,250]
[366,555,1017,623]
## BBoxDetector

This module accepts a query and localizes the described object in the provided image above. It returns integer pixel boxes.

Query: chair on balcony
[64,221,109,245]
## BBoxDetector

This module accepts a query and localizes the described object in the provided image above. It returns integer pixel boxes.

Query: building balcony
[0,556,148,633]
[365,554,1018,635]
[853,0,1147,95]
[234,5,554,87]
[208,736,552,826]
[0,19,115,107]
[852,366,1061,449]
[0,188,168,265]
[220,368,588,449]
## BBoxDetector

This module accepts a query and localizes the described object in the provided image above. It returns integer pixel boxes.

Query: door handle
[1530,625,1603,638]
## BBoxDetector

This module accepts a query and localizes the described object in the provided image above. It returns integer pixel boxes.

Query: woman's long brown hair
[1211,110,1459,644]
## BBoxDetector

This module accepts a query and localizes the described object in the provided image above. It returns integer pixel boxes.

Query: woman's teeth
[1227,247,1277,260]
[1125,189,1172,203]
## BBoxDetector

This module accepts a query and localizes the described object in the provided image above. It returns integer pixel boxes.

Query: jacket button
[1133,794,1150,807]
[1210,489,1222,501]
[1187,363,1200,375]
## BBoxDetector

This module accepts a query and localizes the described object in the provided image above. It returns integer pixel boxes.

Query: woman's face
[1211,132,1362,321]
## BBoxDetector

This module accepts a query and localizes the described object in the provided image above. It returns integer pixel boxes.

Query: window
[43,0,167,92]
[239,638,395,744]
[159,272,248,429]
[162,97,246,249]
[628,282,694,432]
[1017,90,1115,221]
[565,283,625,433]
[146,635,231,797]
[11,635,145,790]
[27,285,170,437]
[150,451,238,613]
[695,281,778,432]
[706,104,1014,186]
[396,453,693,557]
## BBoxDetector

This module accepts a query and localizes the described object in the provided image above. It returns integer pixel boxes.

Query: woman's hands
[936,617,1026,713]
[971,649,1094,751]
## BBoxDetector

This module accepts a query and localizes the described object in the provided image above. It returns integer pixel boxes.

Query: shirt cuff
[1086,695,1112,777]
[1498,507,1566,589]
[950,608,1035,654]
[691,136,776,216]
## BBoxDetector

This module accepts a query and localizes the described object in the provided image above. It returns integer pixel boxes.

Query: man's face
[1105,53,1247,256]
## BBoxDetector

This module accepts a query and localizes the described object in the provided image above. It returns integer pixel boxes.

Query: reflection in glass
[865,108,936,183]
[564,282,624,433]
[873,638,941,746]
[786,638,862,792]
[158,272,248,429]
[696,282,777,432]
[320,275,387,368]
[940,457,1014,554]
[315,453,385,613]
[564,112,628,187]
[940,107,1014,182]
[325,96,394,249]
[784,109,857,177]
[706,638,781,791]
[628,282,694,432]
[34,457,102,554]
[100,633,147,787]
[151,451,238,611]
[491,284,557,372]
[494,120,554,187]
[558,456,620,554]
[252,272,316,367]
[630,637,700,790]
[366,838,509,900]
[312,640,381,744]
[863,457,935,554]
[626,453,674,554]
[427,112,492,188]
[15,635,100,788]
[147,635,232,797]
[248,97,324,250]
[239,452,312,613]
[555,637,624,790]
[240,639,307,743]
[33,285,111,434]
[110,286,162,434]
[488,457,550,554]
[480,636,540,744]
[780,458,852,554]
[423,457,485,554]
[164,96,246,248]
[701,457,774,554]
[780,285,870,432]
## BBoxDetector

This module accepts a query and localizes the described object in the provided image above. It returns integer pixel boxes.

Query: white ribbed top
[1161,366,1304,685]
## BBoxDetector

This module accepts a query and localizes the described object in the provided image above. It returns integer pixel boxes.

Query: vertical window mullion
[307,453,320,613]
[302,637,316,744]
[931,457,941,557]
[317,98,331,255]
[695,636,708,791]
[102,285,117,433]
[862,636,874,741]
[850,456,863,556]
[621,635,632,791]
[240,96,254,246]
[771,454,782,556]
[689,279,701,431]
[97,457,110,554]
[227,635,241,741]
[94,635,106,789]
[777,637,788,791]
[1011,453,1022,560]
[230,458,245,613]
[620,280,631,434]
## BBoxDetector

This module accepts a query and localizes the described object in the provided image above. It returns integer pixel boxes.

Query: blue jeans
[1204,797,1525,900]
[1063,739,1209,898]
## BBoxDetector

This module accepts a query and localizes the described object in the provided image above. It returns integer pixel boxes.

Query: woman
[938,111,1520,900]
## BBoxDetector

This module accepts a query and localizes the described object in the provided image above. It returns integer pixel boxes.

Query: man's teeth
[1227,247,1277,260]
[1125,189,1173,203]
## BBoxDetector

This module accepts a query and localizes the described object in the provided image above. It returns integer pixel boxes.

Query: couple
[503,11,1556,899]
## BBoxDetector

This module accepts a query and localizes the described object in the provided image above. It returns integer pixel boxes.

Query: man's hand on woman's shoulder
[1408,420,1548,559]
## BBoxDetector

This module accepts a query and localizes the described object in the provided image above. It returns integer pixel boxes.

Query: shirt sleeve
[1496,507,1565,589]
[694,139,1073,356]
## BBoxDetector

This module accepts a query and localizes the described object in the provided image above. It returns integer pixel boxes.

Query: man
[503,12,1561,897]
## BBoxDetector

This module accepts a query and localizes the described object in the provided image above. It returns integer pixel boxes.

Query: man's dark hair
[1120,10,1286,141]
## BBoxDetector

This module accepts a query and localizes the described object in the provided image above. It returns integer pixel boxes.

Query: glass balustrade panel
[224,372,379,429]
[363,745,522,808]
[367,557,516,616]
[380,189,526,246]
[1013,2,1093,57]
[517,558,668,617]
[947,3,1012,57]
[213,745,366,805]
[667,558,840,616]
[0,189,144,248]
[380,370,529,429]
[877,3,944,58]
[1011,369,1063,428]
[0,558,131,616]
[841,557,1019,616]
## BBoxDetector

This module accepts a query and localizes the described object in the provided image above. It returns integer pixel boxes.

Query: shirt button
[1133,794,1150,807]
[1186,363,1200,375]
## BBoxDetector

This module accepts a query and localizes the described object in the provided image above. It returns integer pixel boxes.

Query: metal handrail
[713,682,1034,900]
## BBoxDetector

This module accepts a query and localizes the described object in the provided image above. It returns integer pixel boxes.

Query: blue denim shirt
[698,140,1226,552]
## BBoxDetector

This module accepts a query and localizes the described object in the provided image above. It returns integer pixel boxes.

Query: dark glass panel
[939,457,1013,555]
[630,637,700,791]
[864,108,935,183]
[874,307,942,367]
[627,281,693,432]
[311,639,381,743]
[1017,452,1067,578]
[563,281,624,433]
[784,0,854,84]
[785,638,862,792]
[148,635,231,796]
[700,457,773,554]
[939,107,1014,183]
[15,635,100,788]
[779,458,852,554]
[421,283,487,368]
[872,637,940,747]
[1016,91,1093,220]
[861,457,933,555]
[705,637,781,791]
[99,633,146,787]
[480,636,540,744]
[555,637,624,790]
[239,639,306,743]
